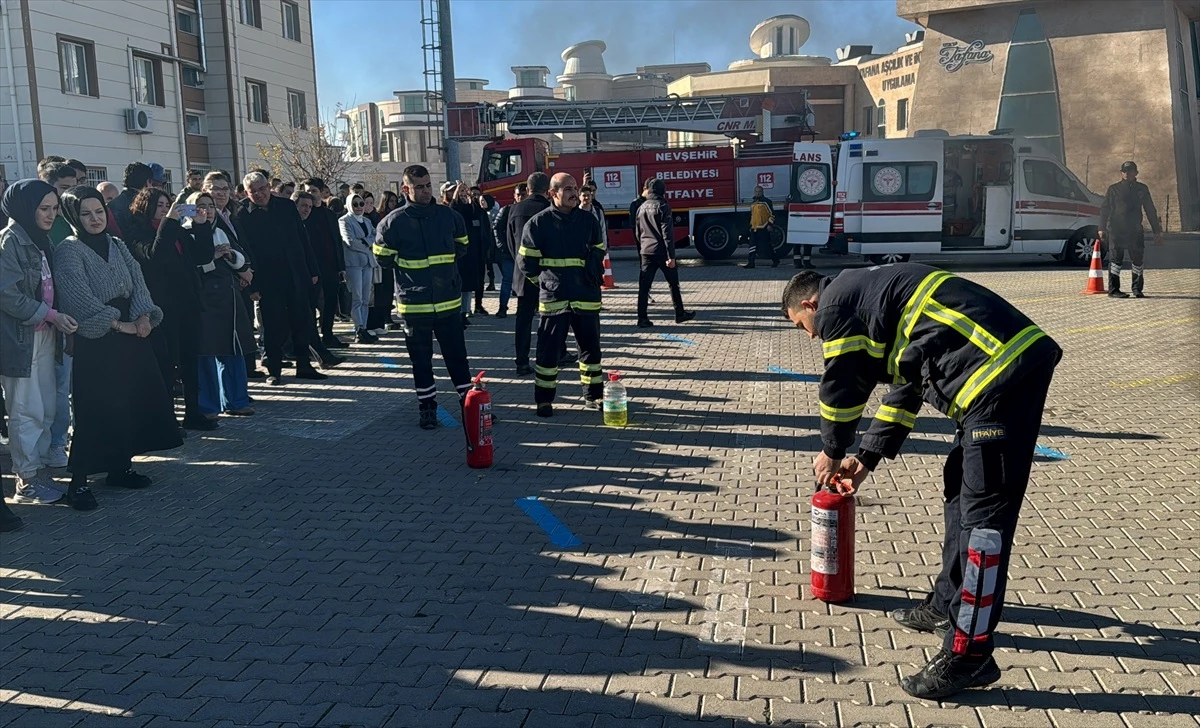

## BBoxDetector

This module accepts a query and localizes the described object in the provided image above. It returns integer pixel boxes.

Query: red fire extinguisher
[462,371,493,469]
[810,477,855,603]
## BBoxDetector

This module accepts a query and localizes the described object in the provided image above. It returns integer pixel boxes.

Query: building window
[85,167,108,186]
[133,54,164,107]
[177,10,198,34]
[563,86,577,101]
[876,99,886,135]
[287,90,307,129]
[997,8,1063,160]
[58,37,97,97]
[241,0,261,28]
[775,27,783,56]
[358,109,369,157]
[517,69,542,87]
[182,66,204,88]
[897,98,909,132]
[862,105,874,136]
[282,1,301,42]
[246,80,268,123]
[185,111,207,136]
[379,109,390,156]
[161,169,174,194]
[402,95,425,113]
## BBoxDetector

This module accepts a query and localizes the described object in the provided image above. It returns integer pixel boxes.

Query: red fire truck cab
[476,137,799,260]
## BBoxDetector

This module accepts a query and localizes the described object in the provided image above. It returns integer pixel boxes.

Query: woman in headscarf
[338,193,381,344]
[0,180,82,508]
[185,191,255,420]
[53,186,183,497]
[122,187,212,432]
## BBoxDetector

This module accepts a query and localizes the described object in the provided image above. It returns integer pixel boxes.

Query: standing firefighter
[782,264,1061,699]
[517,173,606,417]
[1099,161,1162,298]
[743,185,778,269]
[374,165,473,430]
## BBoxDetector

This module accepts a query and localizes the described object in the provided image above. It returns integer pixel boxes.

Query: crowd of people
[1,157,700,530]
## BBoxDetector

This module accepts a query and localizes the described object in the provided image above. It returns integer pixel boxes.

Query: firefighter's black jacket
[517,205,606,315]
[1100,179,1161,243]
[815,263,1061,463]
[373,201,467,323]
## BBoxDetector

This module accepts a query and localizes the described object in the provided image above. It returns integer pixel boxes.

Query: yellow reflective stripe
[526,276,538,285]
[889,270,953,380]
[924,300,1002,356]
[571,301,602,312]
[578,362,601,371]
[534,364,558,377]
[539,300,569,313]
[541,258,586,267]
[951,325,1046,419]
[395,254,457,269]
[535,379,557,389]
[396,297,462,314]
[518,246,542,258]
[874,404,917,429]
[455,236,469,244]
[819,401,866,423]
[372,244,396,257]
[822,335,885,360]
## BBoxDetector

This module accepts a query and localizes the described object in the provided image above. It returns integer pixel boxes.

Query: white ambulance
[784,130,1104,266]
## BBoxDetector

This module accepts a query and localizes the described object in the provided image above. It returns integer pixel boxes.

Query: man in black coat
[299,180,348,347]
[1099,160,1162,298]
[507,172,552,376]
[634,179,694,328]
[232,172,326,385]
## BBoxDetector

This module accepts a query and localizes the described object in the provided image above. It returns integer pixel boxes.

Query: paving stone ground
[2,238,1198,728]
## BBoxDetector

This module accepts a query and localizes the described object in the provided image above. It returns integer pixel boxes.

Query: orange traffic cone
[1080,239,1106,295]
[601,250,618,290]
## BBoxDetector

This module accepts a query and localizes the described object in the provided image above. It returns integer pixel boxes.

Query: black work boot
[419,402,437,430]
[892,593,951,636]
[901,648,1001,700]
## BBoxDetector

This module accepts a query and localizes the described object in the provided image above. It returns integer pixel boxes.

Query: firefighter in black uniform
[1099,161,1162,298]
[374,165,473,430]
[782,263,1062,699]
[517,173,606,417]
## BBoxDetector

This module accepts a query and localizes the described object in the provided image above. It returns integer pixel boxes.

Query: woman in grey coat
[338,193,380,344]
[53,186,182,496]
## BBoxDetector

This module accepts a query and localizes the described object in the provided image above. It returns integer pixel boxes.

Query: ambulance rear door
[787,143,834,248]
[854,140,944,257]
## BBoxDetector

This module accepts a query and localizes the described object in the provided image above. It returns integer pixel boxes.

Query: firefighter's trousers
[933,360,1057,657]
[1108,236,1146,294]
[534,311,602,405]
[403,315,472,411]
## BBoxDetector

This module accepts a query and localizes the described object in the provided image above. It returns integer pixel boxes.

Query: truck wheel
[695,218,739,260]
[770,224,792,259]
[1063,234,1102,266]
[867,253,910,265]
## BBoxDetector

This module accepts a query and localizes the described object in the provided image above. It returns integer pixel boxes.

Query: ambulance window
[1023,159,1086,200]
[483,150,523,182]
[863,161,937,202]
[792,163,831,203]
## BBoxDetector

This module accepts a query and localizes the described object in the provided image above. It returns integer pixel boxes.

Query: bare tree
[256,123,351,185]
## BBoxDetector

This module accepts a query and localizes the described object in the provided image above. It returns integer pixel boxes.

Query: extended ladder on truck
[445,92,816,140]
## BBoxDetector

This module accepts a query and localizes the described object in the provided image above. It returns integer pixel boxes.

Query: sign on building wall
[938,40,994,72]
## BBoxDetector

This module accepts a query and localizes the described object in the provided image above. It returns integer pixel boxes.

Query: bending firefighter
[782,263,1061,700]
[374,165,473,429]
[516,173,607,417]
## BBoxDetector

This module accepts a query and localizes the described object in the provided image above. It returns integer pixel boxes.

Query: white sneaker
[12,475,62,505]
[47,445,68,468]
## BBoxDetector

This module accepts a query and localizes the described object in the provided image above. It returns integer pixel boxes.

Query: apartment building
[0,0,317,188]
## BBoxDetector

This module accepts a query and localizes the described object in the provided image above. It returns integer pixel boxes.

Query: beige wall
[907,0,1199,230]
[851,45,922,138]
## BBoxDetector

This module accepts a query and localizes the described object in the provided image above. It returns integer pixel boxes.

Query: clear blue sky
[312,0,920,121]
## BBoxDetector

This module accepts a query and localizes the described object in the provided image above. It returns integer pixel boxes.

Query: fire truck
[445,92,816,259]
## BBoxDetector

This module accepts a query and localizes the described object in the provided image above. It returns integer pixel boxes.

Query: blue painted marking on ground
[381,357,401,369]
[436,406,459,428]
[659,334,696,346]
[767,366,820,382]
[515,497,583,548]
[1034,445,1070,460]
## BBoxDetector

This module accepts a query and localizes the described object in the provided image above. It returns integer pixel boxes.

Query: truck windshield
[483,150,523,182]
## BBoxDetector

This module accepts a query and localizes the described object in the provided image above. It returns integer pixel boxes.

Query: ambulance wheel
[696,218,738,260]
[1063,234,1101,266]
[867,253,910,265]
[770,224,791,259]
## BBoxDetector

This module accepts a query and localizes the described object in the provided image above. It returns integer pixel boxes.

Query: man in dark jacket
[634,179,694,328]
[108,162,154,236]
[507,173,553,376]
[517,173,606,417]
[1099,161,1162,298]
[782,264,1062,700]
[374,165,473,430]
[628,179,650,222]
[299,180,348,346]
[492,182,526,319]
[232,171,326,385]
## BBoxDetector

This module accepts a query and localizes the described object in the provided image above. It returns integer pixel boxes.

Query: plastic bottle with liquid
[603,372,628,427]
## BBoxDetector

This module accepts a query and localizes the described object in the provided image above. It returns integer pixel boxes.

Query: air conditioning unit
[125,107,154,134]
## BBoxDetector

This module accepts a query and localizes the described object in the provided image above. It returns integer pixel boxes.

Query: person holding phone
[54,186,183,500]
